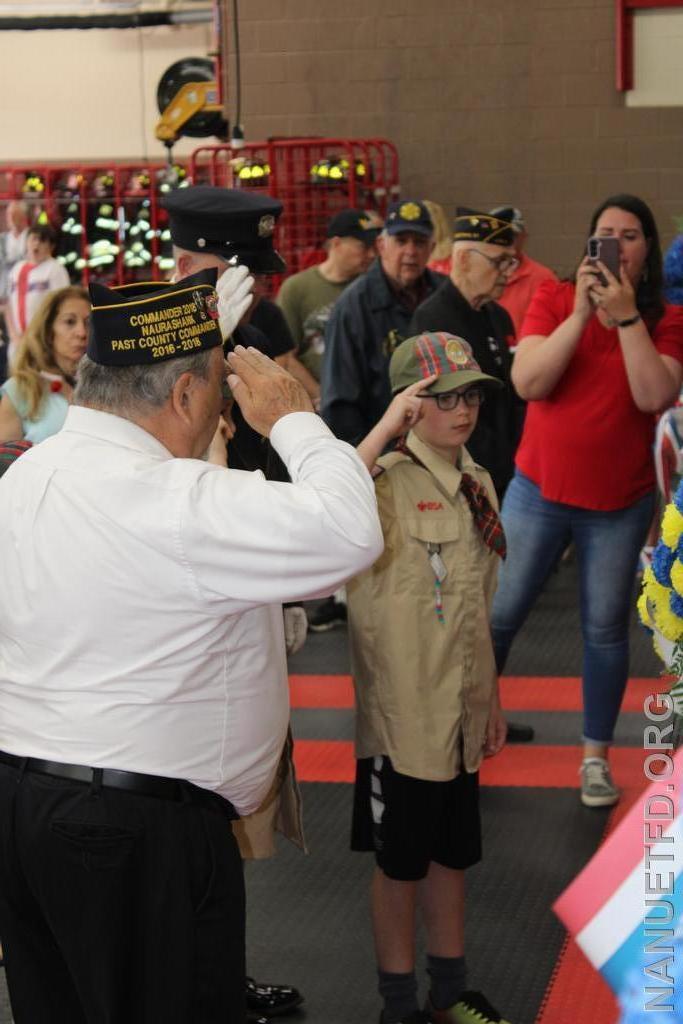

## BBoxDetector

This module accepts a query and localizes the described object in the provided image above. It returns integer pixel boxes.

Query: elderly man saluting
[0,267,383,1023]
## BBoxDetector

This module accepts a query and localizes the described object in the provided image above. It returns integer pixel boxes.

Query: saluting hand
[378,375,437,441]
[226,345,314,437]
[216,265,255,340]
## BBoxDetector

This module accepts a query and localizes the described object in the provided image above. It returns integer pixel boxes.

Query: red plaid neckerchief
[396,438,506,560]
[459,472,507,560]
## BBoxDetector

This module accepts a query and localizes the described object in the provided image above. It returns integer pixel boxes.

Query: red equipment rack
[191,137,400,275]
[0,138,400,285]
[0,161,185,286]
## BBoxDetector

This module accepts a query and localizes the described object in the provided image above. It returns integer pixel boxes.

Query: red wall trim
[617,0,683,90]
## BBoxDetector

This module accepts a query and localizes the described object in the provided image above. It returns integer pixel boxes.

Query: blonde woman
[424,199,453,276]
[0,286,89,443]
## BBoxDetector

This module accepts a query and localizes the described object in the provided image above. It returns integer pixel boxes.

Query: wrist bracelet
[616,313,641,328]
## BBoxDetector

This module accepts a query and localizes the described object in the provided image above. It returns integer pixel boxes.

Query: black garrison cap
[453,207,517,248]
[87,268,223,366]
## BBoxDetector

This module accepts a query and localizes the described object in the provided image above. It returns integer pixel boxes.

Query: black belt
[0,749,238,817]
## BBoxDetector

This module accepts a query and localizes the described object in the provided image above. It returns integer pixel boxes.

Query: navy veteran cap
[453,207,516,248]
[326,208,380,243]
[390,332,502,395]
[162,185,285,274]
[385,199,434,238]
[87,268,223,366]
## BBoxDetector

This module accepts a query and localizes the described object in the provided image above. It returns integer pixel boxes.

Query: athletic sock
[426,953,467,1010]
[378,968,419,1023]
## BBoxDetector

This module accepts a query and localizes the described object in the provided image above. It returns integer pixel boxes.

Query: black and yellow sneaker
[427,990,512,1024]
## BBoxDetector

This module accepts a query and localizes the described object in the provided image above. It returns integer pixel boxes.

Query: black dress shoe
[506,722,534,743]
[246,976,303,1018]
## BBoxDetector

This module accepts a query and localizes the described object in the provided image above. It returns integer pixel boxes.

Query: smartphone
[587,236,621,285]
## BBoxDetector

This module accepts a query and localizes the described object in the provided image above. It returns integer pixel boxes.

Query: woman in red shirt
[491,194,683,808]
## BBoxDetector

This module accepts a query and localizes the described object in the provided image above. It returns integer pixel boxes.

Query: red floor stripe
[535,936,619,1024]
[293,741,651,789]
[289,675,353,708]
[289,675,666,712]
[533,781,650,1024]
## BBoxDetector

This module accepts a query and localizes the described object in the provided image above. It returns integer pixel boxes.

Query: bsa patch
[399,202,422,222]
[258,214,275,238]
[445,338,472,366]
[417,501,444,511]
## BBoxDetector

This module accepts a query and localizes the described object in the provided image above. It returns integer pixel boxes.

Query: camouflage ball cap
[389,331,502,394]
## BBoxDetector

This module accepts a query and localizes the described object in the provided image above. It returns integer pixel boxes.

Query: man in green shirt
[277,209,380,380]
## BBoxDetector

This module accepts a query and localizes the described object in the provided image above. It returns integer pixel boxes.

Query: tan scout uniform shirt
[347,431,500,781]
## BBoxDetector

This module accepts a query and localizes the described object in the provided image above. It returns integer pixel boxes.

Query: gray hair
[74,351,213,418]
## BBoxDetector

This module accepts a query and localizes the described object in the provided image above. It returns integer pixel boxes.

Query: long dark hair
[586,194,665,326]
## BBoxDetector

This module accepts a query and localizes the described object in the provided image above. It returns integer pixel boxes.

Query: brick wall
[231,0,683,276]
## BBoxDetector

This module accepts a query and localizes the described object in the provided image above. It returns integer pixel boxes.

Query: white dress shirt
[0,406,382,814]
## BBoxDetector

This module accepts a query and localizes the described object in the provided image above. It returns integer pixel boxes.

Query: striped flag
[553,749,682,1012]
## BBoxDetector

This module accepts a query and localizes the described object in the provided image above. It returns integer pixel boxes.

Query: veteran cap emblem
[399,202,422,221]
[258,214,275,238]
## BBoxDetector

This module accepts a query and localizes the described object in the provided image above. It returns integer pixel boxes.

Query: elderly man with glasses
[411,207,532,743]
[410,207,523,503]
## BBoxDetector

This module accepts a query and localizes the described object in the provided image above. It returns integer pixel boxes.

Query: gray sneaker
[580,757,620,808]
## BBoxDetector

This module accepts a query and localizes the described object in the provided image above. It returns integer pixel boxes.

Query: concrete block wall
[230,0,683,276]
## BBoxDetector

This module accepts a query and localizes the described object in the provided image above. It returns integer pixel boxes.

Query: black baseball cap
[326,209,380,243]
[489,206,525,233]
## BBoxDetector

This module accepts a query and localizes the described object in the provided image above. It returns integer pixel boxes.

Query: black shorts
[351,755,481,881]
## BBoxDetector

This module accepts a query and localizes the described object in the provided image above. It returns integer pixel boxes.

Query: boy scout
[349,331,511,1024]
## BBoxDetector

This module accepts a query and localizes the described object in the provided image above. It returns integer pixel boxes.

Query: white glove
[283,606,308,656]
[216,264,254,341]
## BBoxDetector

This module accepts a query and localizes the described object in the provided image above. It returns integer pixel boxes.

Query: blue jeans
[491,471,655,744]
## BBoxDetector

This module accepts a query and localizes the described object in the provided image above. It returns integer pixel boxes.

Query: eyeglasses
[422,387,485,411]
[467,249,519,274]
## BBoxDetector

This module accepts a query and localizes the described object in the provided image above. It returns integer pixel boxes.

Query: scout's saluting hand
[356,375,437,472]
[226,345,314,437]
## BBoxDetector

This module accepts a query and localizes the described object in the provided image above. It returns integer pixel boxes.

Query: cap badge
[359,216,372,230]
[192,289,218,321]
[399,202,421,221]
[445,339,471,366]
[258,214,275,238]
[197,237,206,248]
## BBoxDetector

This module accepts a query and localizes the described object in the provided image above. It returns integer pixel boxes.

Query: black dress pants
[0,762,246,1023]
